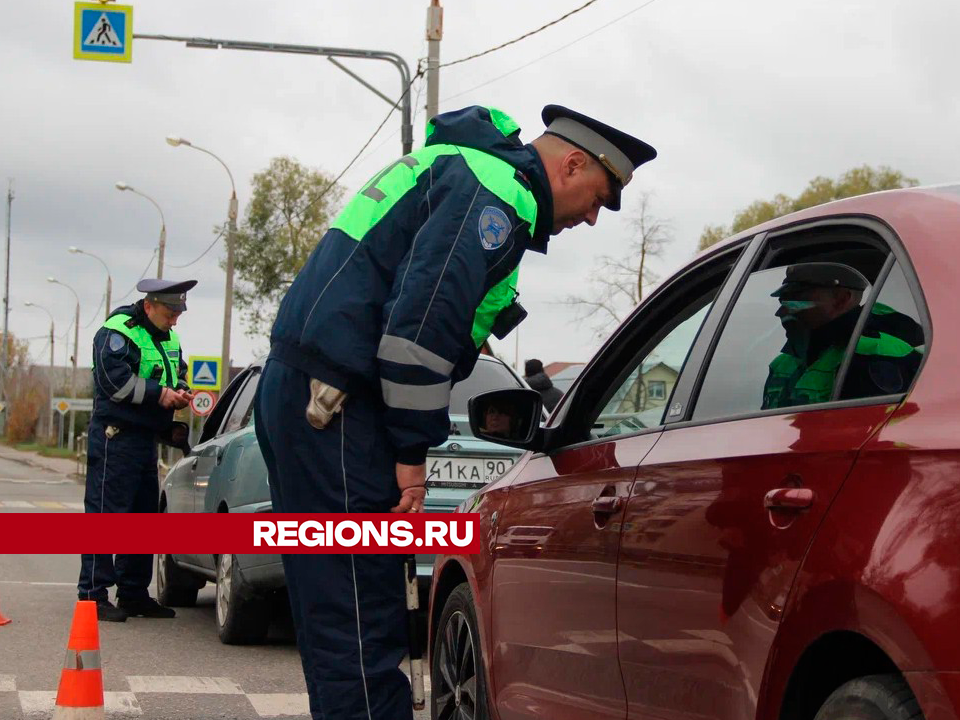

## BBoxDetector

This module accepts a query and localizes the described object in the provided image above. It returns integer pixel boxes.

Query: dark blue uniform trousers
[255,359,412,720]
[77,419,159,601]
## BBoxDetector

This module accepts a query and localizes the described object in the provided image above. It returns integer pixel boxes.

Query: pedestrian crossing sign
[74,3,133,63]
[188,356,223,391]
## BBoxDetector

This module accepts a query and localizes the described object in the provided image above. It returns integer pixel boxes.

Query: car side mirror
[159,421,192,454]
[468,389,543,450]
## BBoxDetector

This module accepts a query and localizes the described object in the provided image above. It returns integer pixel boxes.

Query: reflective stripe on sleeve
[377,335,454,376]
[381,379,451,411]
[131,378,147,405]
[111,375,137,401]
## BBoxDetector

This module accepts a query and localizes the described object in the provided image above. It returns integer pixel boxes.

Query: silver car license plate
[426,457,514,488]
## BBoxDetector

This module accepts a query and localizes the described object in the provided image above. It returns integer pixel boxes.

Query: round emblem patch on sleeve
[479,206,511,250]
[108,332,126,352]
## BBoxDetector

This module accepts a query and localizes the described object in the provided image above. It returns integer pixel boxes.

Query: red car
[428,185,960,720]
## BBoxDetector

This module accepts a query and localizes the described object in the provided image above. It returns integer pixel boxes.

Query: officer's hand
[160,387,189,410]
[179,389,195,402]
[392,463,427,513]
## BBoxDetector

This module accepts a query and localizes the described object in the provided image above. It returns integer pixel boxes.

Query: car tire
[156,553,201,607]
[216,553,269,645]
[431,582,489,720]
[814,674,924,720]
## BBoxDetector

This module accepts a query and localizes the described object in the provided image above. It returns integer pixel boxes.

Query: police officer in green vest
[256,105,657,719]
[763,263,922,409]
[78,278,196,622]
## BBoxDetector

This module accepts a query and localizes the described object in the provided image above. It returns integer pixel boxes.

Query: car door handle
[190,456,199,471]
[592,495,623,515]
[215,447,225,466]
[764,487,814,511]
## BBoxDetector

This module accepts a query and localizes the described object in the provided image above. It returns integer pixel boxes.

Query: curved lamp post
[47,277,81,450]
[166,135,238,383]
[69,246,112,321]
[116,182,167,279]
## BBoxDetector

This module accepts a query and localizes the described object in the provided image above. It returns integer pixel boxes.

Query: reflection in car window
[593,303,712,438]
[694,262,879,421]
[838,261,924,401]
[221,373,260,436]
[449,360,522,415]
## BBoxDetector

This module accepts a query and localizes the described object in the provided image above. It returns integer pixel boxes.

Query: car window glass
[450,360,522,415]
[221,373,259,436]
[592,303,712,439]
[198,370,249,444]
[838,261,924,400]
[693,254,889,421]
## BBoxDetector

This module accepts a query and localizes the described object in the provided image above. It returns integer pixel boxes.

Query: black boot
[94,598,128,623]
[118,596,176,619]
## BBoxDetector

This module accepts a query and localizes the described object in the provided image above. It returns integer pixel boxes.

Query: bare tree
[565,192,672,339]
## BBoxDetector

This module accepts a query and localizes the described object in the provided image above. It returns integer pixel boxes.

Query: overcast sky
[1,0,956,377]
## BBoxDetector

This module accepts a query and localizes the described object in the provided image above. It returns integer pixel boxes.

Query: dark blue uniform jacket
[269,106,554,464]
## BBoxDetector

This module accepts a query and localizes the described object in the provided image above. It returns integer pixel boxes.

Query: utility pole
[0,180,12,434]
[223,190,237,385]
[425,0,443,125]
[70,300,79,452]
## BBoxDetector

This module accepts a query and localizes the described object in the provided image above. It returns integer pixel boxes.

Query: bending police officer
[78,279,196,622]
[255,104,656,720]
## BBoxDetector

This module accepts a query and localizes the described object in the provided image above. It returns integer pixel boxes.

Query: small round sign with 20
[190,390,217,417]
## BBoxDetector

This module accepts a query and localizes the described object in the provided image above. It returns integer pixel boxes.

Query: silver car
[158,354,529,644]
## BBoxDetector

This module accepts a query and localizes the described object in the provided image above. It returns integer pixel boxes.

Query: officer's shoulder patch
[108,332,126,352]
[479,206,511,250]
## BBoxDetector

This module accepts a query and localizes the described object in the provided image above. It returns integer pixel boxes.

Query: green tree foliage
[231,156,345,340]
[697,165,919,251]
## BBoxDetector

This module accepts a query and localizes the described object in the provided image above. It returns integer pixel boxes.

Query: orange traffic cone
[52,600,104,720]
[0,591,10,626]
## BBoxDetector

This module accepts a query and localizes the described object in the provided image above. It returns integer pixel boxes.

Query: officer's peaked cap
[771,262,868,298]
[541,104,657,211]
[137,278,198,312]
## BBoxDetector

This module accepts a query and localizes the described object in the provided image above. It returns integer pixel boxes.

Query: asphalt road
[0,450,432,719]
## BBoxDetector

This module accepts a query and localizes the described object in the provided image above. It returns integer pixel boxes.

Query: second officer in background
[77,278,196,622]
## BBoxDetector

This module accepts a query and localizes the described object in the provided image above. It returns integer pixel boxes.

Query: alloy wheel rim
[216,554,232,627]
[435,609,478,720]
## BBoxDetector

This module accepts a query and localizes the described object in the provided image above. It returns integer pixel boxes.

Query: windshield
[450,360,522,415]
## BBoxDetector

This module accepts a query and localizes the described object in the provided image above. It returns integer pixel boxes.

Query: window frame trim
[535,236,755,455]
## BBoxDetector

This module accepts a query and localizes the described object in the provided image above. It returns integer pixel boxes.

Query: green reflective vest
[763,330,918,409]
[330,109,538,350]
[101,313,182,389]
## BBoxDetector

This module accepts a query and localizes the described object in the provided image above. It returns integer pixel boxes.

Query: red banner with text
[0,513,480,554]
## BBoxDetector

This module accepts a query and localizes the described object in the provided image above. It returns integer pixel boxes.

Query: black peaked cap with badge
[541,104,657,211]
[771,262,869,298]
[137,278,198,312]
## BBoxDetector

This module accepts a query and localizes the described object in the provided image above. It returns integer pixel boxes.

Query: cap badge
[479,206,511,250]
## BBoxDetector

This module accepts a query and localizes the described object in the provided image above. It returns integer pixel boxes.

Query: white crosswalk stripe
[0,672,431,717]
[17,690,142,716]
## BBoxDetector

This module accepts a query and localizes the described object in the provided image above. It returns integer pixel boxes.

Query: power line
[443,0,662,103]
[166,228,225,269]
[440,0,601,69]
[83,294,105,329]
[293,65,425,223]
[114,249,159,303]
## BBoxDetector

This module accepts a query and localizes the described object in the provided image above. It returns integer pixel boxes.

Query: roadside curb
[0,446,82,482]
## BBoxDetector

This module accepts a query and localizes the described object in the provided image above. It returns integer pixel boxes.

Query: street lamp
[24,301,56,442]
[69,246,112,321]
[47,277,80,451]
[166,135,238,384]
[116,182,167,279]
